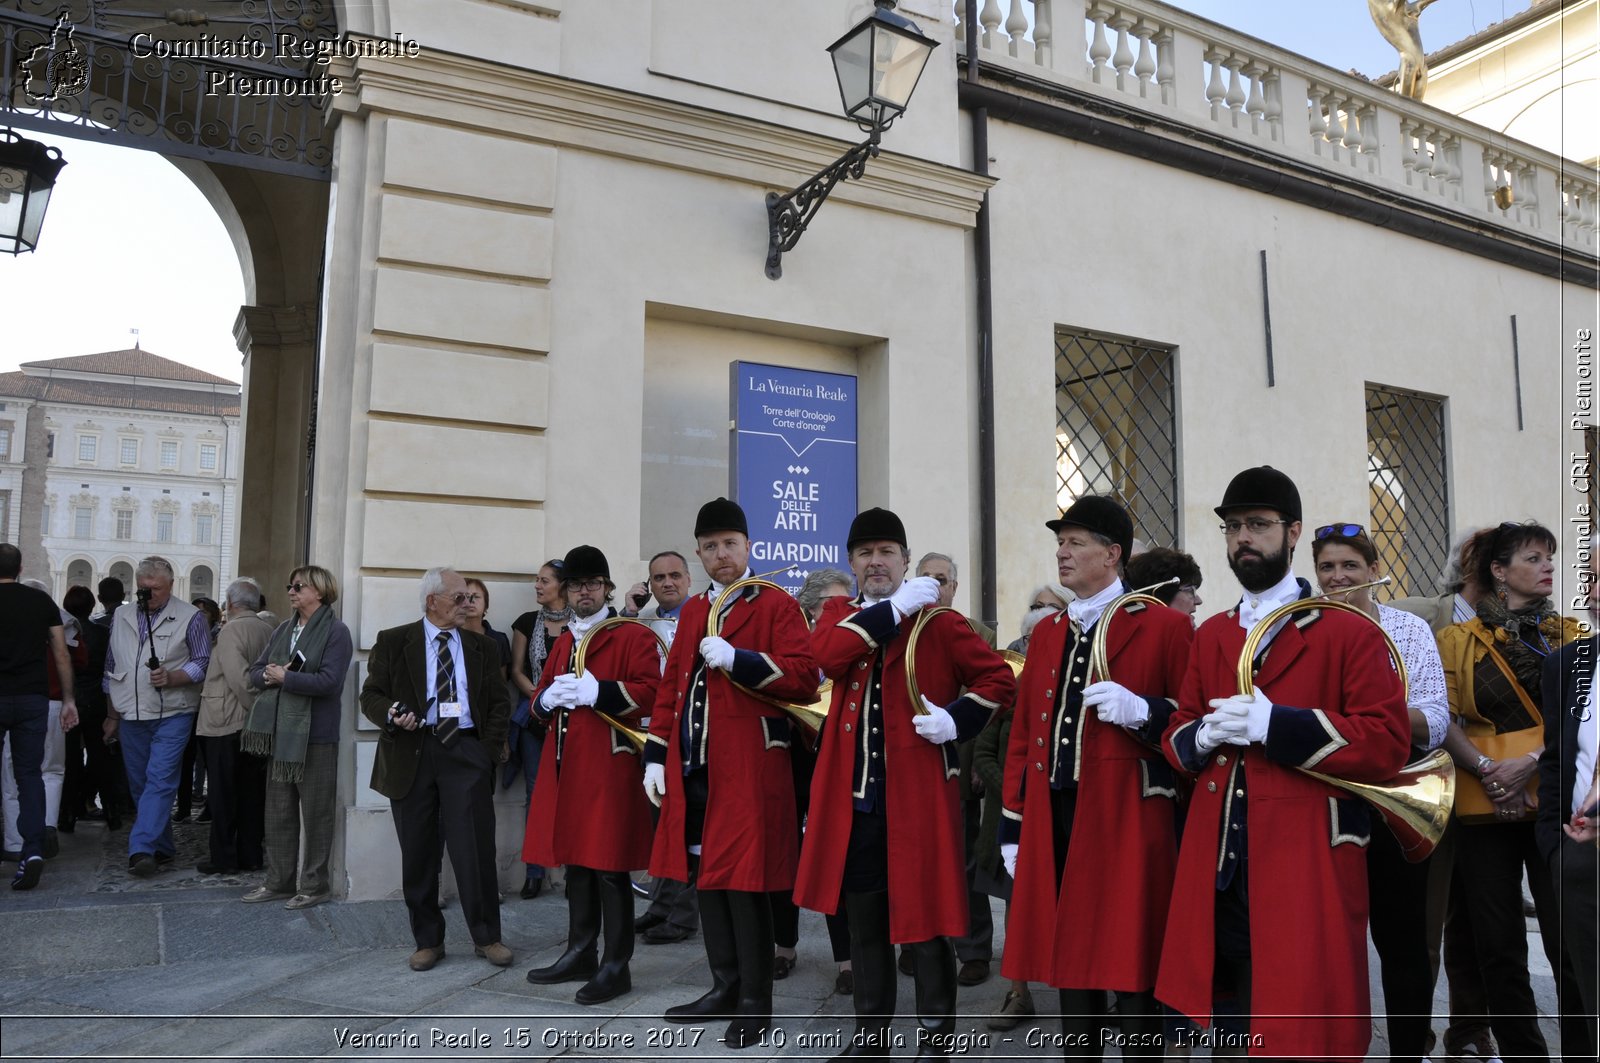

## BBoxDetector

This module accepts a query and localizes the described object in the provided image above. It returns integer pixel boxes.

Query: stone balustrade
[954,0,1598,252]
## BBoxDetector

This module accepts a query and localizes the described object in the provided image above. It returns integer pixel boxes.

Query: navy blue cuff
[1262,704,1347,768]
[840,600,901,648]
[1134,697,1175,746]
[728,648,780,691]
[948,694,995,744]
[642,735,667,767]
[997,815,1021,847]
[593,680,627,715]
[1168,719,1207,773]
[532,691,558,721]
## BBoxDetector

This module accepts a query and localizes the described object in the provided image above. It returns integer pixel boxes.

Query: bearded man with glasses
[1156,466,1410,1062]
[359,566,513,973]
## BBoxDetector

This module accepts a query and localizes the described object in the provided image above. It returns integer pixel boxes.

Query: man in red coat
[641,497,818,1049]
[998,496,1192,1059]
[794,507,1015,1061]
[1157,467,1409,1061]
[523,545,660,1005]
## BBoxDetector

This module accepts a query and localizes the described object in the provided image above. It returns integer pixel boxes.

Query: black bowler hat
[1214,466,1302,523]
[560,545,610,583]
[694,497,748,539]
[847,507,907,551]
[1046,495,1134,563]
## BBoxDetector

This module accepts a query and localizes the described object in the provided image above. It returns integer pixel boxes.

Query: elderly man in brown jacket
[196,578,275,875]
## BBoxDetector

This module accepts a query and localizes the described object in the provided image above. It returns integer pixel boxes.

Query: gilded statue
[1368,0,1439,99]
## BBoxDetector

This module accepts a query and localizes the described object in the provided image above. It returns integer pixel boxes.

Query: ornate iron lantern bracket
[765,130,880,281]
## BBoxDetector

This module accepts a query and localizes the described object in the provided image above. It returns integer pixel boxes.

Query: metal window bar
[1365,383,1449,600]
[1055,328,1179,549]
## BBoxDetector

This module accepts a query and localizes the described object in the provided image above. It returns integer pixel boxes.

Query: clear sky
[0,1,1532,385]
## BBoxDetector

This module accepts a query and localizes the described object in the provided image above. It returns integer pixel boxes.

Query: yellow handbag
[1454,634,1543,824]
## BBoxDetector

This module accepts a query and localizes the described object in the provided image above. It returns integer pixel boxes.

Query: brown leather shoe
[957,959,991,986]
[474,942,514,967]
[408,945,446,972]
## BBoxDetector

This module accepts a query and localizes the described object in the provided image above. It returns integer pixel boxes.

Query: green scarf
[242,604,336,782]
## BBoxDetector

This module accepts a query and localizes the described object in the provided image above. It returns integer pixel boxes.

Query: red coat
[521,615,660,872]
[1001,599,1193,991]
[645,584,818,891]
[794,598,1016,943]
[1156,602,1409,1062]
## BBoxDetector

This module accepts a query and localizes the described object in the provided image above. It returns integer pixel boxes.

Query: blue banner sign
[730,361,858,595]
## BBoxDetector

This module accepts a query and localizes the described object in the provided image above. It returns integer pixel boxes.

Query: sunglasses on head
[1314,523,1366,540]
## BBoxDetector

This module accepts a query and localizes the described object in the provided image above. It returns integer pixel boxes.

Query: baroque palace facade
[2,0,1593,899]
[0,348,241,604]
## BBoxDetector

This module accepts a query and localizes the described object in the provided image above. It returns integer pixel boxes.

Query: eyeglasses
[430,591,471,605]
[285,582,307,593]
[568,577,606,592]
[1220,518,1290,537]
[1314,523,1365,540]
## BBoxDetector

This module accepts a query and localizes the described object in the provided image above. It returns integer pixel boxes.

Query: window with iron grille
[1366,383,1449,599]
[1055,328,1179,548]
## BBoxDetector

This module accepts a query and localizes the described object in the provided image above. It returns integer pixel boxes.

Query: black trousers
[1453,820,1578,1063]
[772,741,849,960]
[201,732,266,869]
[176,714,200,815]
[391,731,501,948]
[1367,821,1436,1063]
[1554,836,1599,1062]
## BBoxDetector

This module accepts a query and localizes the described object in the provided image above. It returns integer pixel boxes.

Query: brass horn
[571,615,666,753]
[1087,577,1180,682]
[706,573,828,738]
[1235,591,1453,861]
[905,607,996,714]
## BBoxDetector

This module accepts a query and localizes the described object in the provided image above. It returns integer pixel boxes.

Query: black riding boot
[723,889,775,1049]
[665,887,740,1021]
[576,870,635,1004]
[1059,988,1110,1061]
[906,937,956,1059]
[830,890,896,1062]
[526,865,600,984]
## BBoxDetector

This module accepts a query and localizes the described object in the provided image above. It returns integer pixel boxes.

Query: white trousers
[3,699,66,852]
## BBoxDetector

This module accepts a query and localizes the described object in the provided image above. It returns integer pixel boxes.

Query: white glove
[1194,704,1250,754]
[1209,693,1273,743]
[544,674,580,709]
[912,696,958,745]
[1083,681,1148,728]
[889,576,942,618]
[570,672,600,708]
[643,763,666,808]
[698,636,735,671]
[1001,843,1018,879]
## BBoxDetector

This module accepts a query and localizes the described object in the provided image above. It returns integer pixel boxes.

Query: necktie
[434,632,461,747]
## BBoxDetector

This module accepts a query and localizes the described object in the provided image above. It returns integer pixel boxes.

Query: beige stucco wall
[299,0,1592,899]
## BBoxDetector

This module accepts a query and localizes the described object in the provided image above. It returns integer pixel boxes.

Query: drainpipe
[965,0,998,633]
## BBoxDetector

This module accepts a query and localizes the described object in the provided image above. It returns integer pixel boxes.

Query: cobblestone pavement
[0,812,1561,1062]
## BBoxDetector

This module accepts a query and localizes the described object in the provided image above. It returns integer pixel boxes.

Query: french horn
[1234,578,1454,861]
[706,572,829,738]
[905,606,1004,713]
[1087,577,1180,682]
[570,615,666,753]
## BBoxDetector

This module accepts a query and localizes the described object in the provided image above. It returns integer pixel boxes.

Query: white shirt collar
[708,568,753,600]
[1237,569,1303,632]
[1067,578,1123,631]
[568,606,609,640]
[421,616,458,644]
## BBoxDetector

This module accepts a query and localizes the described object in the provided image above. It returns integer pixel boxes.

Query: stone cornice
[328,51,994,230]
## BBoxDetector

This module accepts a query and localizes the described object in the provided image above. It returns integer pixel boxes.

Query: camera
[136,587,153,604]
